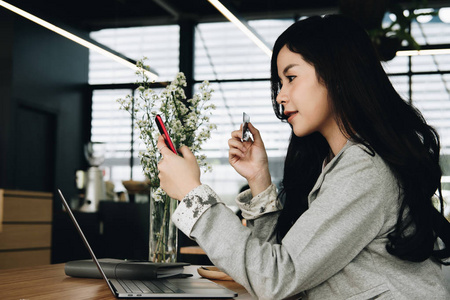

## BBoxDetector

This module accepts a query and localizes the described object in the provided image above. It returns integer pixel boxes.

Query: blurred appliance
[79,142,106,212]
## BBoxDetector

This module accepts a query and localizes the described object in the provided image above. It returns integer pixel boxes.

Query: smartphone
[155,115,177,154]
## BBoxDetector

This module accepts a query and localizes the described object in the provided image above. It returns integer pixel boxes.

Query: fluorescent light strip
[208,0,272,57]
[396,48,450,56]
[0,0,158,80]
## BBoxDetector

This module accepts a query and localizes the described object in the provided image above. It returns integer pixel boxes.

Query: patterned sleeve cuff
[235,183,282,220]
[172,184,220,237]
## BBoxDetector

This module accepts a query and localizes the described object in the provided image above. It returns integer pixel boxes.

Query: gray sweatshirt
[172,141,449,299]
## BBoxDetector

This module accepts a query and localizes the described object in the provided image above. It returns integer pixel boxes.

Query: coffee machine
[79,142,106,212]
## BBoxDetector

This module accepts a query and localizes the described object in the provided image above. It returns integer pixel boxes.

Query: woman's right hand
[228,122,271,196]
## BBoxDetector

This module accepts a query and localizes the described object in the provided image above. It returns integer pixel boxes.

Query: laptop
[58,189,237,299]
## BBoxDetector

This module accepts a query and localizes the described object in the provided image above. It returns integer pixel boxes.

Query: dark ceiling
[3,0,340,31]
[3,0,450,32]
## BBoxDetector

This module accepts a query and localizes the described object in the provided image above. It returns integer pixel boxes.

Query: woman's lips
[285,111,298,123]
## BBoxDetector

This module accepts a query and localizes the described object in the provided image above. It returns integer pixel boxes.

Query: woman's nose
[276,90,287,104]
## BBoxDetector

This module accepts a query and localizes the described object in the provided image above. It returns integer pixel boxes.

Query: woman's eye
[287,76,295,82]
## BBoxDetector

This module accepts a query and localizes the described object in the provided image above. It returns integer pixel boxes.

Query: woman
[157,15,450,299]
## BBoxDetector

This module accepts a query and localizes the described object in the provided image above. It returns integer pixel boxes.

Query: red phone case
[155,115,177,154]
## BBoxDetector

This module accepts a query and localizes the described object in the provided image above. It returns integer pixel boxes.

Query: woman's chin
[292,127,314,138]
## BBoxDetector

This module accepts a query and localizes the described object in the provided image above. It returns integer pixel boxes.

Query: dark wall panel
[6,15,90,196]
[0,11,90,263]
[13,104,56,191]
[0,11,14,188]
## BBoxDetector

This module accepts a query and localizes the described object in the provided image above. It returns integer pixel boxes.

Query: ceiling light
[0,0,158,80]
[208,0,272,57]
[439,7,450,23]
[396,48,450,56]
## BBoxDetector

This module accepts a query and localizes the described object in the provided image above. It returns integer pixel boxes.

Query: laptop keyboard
[117,279,185,294]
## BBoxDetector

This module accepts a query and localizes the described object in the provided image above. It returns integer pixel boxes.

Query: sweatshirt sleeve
[172,184,222,237]
[178,145,400,300]
[235,183,282,220]
[172,183,282,238]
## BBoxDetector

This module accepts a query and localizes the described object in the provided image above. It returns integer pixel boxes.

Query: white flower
[117,58,216,197]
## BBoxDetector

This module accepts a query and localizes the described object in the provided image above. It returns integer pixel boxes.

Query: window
[90,21,293,205]
[89,26,180,84]
[89,25,179,188]
[90,13,450,201]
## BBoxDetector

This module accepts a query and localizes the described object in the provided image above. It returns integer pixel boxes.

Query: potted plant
[339,0,435,60]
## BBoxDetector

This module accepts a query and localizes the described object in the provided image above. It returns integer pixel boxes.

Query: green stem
[152,195,170,262]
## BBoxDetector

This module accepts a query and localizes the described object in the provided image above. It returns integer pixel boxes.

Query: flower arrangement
[117,59,216,189]
[117,58,216,262]
[117,59,216,262]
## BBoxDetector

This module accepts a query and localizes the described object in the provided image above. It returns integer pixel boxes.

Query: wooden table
[0,264,254,300]
[179,246,206,255]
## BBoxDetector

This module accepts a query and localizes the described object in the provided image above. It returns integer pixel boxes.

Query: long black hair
[271,14,450,264]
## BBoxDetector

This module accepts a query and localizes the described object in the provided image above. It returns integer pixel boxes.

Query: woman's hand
[157,135,201,200]
[228,122,271,196]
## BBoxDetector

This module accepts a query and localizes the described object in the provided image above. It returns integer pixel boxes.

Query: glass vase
[149,187,178,262]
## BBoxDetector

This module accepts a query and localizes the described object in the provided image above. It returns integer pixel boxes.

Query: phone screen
[155,115,177,154]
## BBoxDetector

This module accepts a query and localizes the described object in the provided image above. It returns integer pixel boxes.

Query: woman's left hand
[157,135,201,200]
